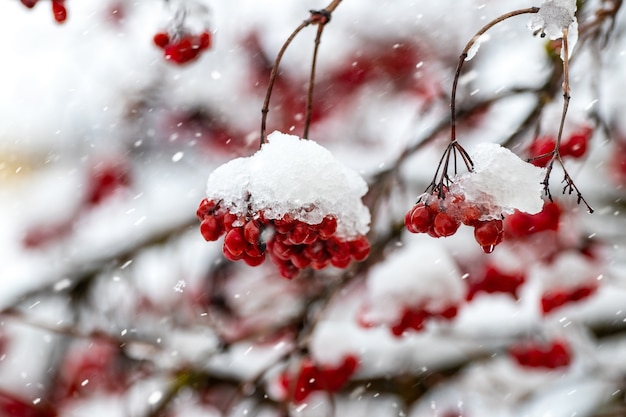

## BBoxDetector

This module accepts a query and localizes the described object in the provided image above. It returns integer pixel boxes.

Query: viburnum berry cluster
[198,131,371,279]
[405,191,505,253]
[153,30,212,65]
[509,339,572,369]
[197,199,369,279]
[279,355,359,403]
[20,0,67,23]
[360,241,464,336]
[405,143,545,253]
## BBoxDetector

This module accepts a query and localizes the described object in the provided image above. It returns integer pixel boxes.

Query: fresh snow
[452,143,546,217]
[205,131,371,237]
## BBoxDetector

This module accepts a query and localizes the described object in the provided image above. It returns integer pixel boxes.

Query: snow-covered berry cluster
[509,339,572,369]
[360,242,464,336]
[20,0,67,23]
[198,131,371,279]
[197,199,370,279]
[406,143,546,253]
[279,355,359,403]
[153,30,212,65]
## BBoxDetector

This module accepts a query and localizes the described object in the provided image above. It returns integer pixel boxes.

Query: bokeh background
[1,1,626,416]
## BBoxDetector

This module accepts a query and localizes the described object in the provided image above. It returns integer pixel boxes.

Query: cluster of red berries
[529,127,592,167]
[153,31,212,65]
[279,355,358,403]
[20,0,67,23]
[197,198,370,279]
[405,193,504,253]
[388,304,458,336]
[541,284,597,314]
[466,264,526,301]
[509,339,572,369]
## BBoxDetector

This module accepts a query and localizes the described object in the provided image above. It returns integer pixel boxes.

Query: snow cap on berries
[529,0,578,59]
[205,131,370,237]
[451,143,545,218]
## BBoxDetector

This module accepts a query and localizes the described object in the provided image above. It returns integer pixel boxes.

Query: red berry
[243,220,262,244]
[349,236,370,261]
[196,198,217,221]
[20,0,38,8]
[459,204,482,226]
[52,0,67,23]
[432,212,460,237]
[405,203,435,233]
[153,32,170,49]
[288,222,315,245]
[243,253,265,267]
[200,216,224,242]
[316,216,337,239]
[473,219,504,249]
[224,228,247,258]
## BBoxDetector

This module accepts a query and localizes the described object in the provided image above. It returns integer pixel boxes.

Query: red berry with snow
[198,132,371,279]
[432,212,460,237]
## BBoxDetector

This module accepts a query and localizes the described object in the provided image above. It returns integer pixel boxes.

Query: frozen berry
[432,212,460,237]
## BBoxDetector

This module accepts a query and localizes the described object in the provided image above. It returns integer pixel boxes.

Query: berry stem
[450,7,540,143]
[303,12,329,139]
[259,1,343,147]
[541,28,594,213]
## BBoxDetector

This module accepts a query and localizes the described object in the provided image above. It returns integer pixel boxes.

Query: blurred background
[1,0,626,416]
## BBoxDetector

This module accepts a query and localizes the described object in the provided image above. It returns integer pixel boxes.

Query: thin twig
[450,7,540,142]
[259,1,343,146]
[541,28,594,213]
[259,19,311,146]
[304,15,328,139]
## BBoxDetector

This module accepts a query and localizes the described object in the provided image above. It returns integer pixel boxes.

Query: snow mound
[205,131,370,237]
[451,143,546,217]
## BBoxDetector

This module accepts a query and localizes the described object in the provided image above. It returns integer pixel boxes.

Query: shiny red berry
[432,212,460,237]
[405,203,435,233]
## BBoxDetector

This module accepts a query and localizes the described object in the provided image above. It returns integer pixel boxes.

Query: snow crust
[205,131,370,237]
[529,0,578,59]
[452,143,546,217]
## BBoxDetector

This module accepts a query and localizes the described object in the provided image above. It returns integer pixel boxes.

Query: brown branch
[450,7,540,142]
